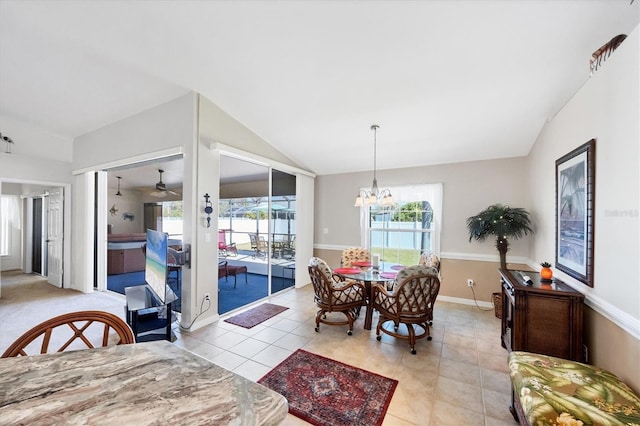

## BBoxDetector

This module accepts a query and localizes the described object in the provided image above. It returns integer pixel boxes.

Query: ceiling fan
[150,169,180,198]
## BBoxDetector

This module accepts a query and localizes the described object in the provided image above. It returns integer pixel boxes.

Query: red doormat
[224,303,289,328]
[258,349,398,426]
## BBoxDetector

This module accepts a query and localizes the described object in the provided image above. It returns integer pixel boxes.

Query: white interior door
[47,187,64,287]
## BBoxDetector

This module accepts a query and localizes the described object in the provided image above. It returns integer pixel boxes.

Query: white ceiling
[1,1,638,179]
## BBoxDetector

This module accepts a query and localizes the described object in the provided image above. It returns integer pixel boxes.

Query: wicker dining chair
[372,265,440,354]
[1,310,135,358]
[418,252,442,324]
[308,257,366,335]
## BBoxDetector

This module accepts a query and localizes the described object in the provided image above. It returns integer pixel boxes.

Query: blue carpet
[218,272,294,314]
[108,270,294,315]
[107,271,182,313]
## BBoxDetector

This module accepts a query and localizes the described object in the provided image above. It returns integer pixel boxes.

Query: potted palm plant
[466,204,534,269]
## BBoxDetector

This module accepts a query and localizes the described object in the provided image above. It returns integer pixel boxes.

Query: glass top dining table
[334,262,403,330]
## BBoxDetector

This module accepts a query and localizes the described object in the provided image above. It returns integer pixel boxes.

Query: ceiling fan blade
[149,190,167,198]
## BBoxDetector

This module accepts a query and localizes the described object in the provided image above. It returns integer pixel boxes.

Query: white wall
[73,95,195,170]
[198,98,297,167]
[0,114,72,162]
[106,189,145,234]
[71,93,197,308]
[528,26,639,324]
[315,156,531,261]
[0,183,23,272]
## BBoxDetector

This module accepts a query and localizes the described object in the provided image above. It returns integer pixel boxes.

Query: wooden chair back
[1,310,135,358]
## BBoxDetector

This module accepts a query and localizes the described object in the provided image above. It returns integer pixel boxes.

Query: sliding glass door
[218,155,270,314]
[271,169,296,293]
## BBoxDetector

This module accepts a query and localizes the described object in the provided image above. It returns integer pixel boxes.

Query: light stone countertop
[0,340,288,425]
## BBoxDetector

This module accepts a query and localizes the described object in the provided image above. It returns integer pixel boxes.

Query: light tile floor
[0,271,516,425]
[176,285,516,426]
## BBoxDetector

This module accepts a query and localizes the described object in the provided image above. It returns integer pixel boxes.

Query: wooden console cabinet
[499,268,585,362]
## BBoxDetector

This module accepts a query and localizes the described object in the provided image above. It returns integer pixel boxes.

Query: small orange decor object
[540,262,553,281]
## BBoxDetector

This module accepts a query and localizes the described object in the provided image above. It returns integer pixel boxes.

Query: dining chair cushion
[341,247,371,268]
[418,253,440,272]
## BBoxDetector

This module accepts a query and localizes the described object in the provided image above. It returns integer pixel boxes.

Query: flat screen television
[144,229,176,305]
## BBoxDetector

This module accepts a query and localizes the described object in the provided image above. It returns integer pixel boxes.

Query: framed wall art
[555,139,595,287]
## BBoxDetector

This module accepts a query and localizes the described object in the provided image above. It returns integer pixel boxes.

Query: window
[161,201,183,239]
[1,195,20,256]
[360,183,442,266]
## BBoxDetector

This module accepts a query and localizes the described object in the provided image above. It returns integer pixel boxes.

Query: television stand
[124,285,176,342]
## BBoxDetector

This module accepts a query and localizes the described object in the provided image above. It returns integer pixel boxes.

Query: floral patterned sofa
[508,351,640,426]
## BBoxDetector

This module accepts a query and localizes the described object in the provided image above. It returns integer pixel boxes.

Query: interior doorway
[102,156,184,313]
[0,182,67,292]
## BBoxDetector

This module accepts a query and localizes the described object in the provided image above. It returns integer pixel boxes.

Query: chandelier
[354,124,393,207]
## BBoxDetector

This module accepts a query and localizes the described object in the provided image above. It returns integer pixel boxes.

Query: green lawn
[371,247,422,267]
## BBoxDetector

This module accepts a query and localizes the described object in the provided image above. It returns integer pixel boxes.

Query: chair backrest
[168,246,183,265]
[418,253,440,272]
[218,230,227,249]
[341,247,370,267]
[308,257,335,304]
[1,311,135,358]
[392,265,441,316]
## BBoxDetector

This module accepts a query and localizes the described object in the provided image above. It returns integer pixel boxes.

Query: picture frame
[555,139,595,287]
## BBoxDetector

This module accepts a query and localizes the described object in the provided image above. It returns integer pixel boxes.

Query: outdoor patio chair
[372,265,440,354]
[249,233,268,259]
[218,230,237,257]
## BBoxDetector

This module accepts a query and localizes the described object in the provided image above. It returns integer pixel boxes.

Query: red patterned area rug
[224,303,289,328]
[258,349,398,426]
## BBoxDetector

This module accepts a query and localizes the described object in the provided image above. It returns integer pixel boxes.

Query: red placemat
[390,265,405,270]
[380,272,397,279]
[352,261,371,267]
[334,267,362,274]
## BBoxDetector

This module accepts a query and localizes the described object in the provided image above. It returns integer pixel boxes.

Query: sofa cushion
[508,351,640,426]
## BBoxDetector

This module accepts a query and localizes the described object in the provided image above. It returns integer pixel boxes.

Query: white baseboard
[181,313,219,332]
[437,295,494,309]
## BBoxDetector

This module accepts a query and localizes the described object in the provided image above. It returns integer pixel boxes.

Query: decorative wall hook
[204,193,213,228]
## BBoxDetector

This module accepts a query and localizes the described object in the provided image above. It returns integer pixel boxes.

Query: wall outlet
[204,293,211,301]
[467,279,474,287]
[583,344,589,363]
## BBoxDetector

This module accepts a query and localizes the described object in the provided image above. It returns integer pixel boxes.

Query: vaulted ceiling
[1,1,638,178]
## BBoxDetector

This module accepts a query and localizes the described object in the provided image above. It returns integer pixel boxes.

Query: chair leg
[341,311,354,336]
[314,310,326,332]
[407,324,417,354]
[233,275,237,289]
